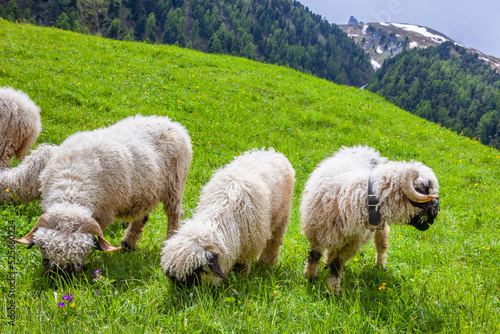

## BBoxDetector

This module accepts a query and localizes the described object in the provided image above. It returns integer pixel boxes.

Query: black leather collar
[367,177,384,230]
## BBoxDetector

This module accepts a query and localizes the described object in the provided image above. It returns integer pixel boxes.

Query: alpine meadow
[0,20,499,333]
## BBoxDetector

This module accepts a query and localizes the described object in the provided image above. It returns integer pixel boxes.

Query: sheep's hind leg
[258,215,289,266]
[374,225,390,270]
[166,212,181,239]
[121,215,149,252]
[304,243,323,281]
[163,197,182,239]
[327,257,344,295]
[326,237,365,294]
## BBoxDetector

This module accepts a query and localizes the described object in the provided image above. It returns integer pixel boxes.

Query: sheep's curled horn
[401,169,438,203]
[9,214,122,252]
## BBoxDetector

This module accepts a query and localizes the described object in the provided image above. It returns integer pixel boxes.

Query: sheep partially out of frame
[0,86,41,169]
[161,148,295,286]
[1,144,56,204]
[301,146,439,293]
[10,115,192,274]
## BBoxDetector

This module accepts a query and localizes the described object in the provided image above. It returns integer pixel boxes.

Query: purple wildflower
[95,290,99,294]
[62,294,74,303]
[58,302,65,307]
[94,269,102,276]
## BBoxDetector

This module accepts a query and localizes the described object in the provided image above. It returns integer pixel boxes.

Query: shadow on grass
[302,262,452,332]
[26,241,164,294]
[157,260,296,312]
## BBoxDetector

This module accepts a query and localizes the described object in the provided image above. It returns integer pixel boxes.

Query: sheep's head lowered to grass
[162,237,227,287]
[10,212,121,274]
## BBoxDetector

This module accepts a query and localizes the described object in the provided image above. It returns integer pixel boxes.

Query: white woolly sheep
[0,86,41,169]
[301,146,439,293]
[1,144,56,204]
[10,115,192,273]
[161,148,295,286]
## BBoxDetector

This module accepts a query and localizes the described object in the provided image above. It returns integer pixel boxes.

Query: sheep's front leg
[374,225,390,270]
[121,215,149,252]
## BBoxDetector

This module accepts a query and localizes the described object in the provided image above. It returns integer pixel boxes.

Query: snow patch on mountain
[371,59,381,70]
[362,24,368,34]
[390,23,448,43]
[340,22,500,72]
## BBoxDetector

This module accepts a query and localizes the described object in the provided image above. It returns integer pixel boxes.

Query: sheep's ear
[9,214,56,244]
[205,251,227,280]
[78,218,122,252]
[90,235,103,251]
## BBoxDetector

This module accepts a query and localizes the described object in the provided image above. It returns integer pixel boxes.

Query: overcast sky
[297,0,500,58]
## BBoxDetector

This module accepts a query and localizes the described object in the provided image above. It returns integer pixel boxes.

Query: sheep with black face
[301,146,439,294]
[10,115,192,274]
[161,148,295,286]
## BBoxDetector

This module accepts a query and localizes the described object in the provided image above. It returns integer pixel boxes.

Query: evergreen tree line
[0,0,373,86]
[367,42,500,148]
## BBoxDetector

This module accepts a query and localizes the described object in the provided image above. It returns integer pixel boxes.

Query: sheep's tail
[0,144,55,204]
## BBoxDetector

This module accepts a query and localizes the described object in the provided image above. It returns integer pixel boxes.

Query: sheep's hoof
[304,270,318,282]
[120,240,135,253]
[327,276,341,295]
[232,262,246,272]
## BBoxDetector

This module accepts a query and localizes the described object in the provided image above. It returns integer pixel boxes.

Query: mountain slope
[0,0,373,86]
[340,22,500,71]
[367,41,500,148]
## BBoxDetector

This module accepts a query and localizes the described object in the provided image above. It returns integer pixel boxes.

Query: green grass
[1,20,499,333]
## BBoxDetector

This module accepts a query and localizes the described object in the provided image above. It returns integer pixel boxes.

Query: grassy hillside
[0,20,499,333]
[1,0,374,86]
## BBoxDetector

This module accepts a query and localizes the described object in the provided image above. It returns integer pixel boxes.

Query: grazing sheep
[301,146,439,293]
[1,144,56,204]
[0,86,41,169]
[10,115,192,273]
[161,148,295,286]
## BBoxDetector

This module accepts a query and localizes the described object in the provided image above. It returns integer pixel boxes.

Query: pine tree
[56,13,71,30]
[145,13,157,43]
[244,42,257,60]
[135,15,147,41]
[107,18,121,39]
[6,0,19,21]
